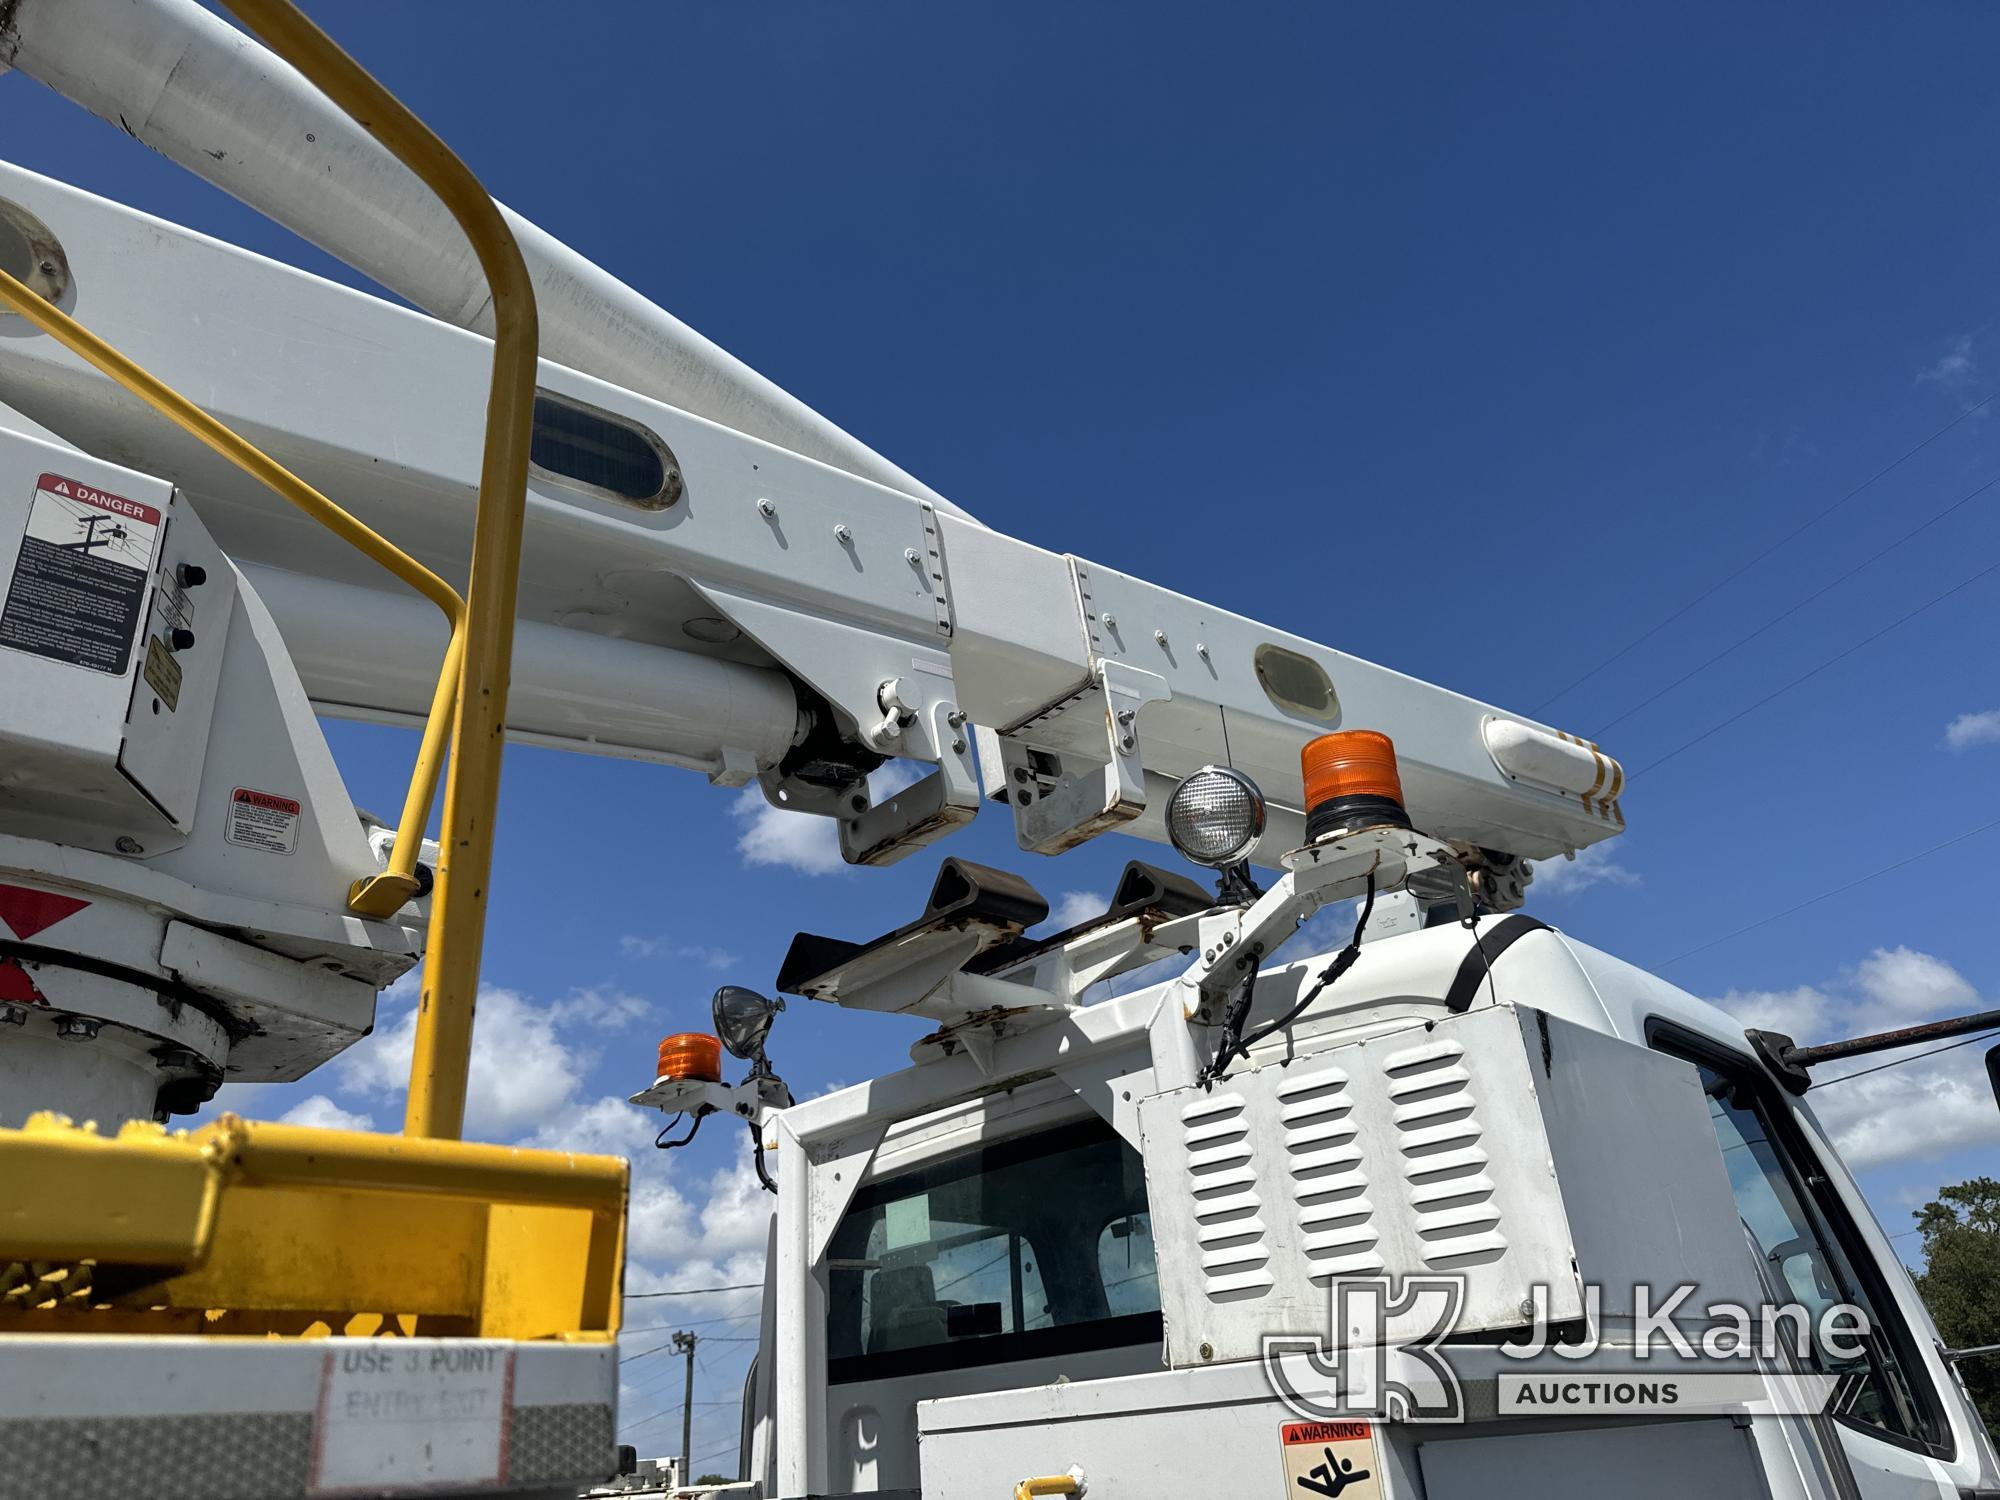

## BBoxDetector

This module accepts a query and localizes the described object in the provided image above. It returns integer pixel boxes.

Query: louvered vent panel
[1180,1089,1273,1299]
[1275,1062,1383,1280]
[1385,1035,1506,1270]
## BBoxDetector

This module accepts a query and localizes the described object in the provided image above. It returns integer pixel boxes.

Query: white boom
[0,158,1622,874]
[0,0,964,519]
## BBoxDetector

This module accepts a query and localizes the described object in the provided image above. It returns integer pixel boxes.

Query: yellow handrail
[1014,1478,1082,1500]
[0,264,464,918]
[215,0,541,1141]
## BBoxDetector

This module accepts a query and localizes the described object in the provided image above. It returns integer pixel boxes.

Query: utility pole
[673,1329,698,1487]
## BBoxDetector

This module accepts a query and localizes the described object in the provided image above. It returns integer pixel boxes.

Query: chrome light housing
[711,985,785,1064]
[1165,766,1267,869]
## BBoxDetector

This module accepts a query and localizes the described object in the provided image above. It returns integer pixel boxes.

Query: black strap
[1443,915,1551,1013]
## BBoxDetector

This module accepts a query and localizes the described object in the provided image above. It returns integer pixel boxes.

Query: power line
[628,1307,762,1335]
[1591,468,2000,738]
[1534,387,1999,715]
[1816,1029,2000,1087]
[1628,553,2000,780]
[628,1281,763,1299]
[620,1338,681,1364]
[1651,811,2000,969]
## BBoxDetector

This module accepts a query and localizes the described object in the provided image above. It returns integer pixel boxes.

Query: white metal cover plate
[310,1343,512,1494]
[1138,1004,1586,1366]
[1280,1420,1382,1499]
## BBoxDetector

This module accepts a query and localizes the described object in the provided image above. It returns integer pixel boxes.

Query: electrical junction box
[1137,1002,1760,1367]
[0,429,234,856]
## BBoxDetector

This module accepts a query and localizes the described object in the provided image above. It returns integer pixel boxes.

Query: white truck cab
[678,872,2000,1500]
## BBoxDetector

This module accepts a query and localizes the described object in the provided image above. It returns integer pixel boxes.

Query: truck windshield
[826,1115,1162,1382]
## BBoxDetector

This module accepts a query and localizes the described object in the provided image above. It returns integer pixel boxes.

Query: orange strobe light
[1302,729,1412,843]
[658,1031,723,1083]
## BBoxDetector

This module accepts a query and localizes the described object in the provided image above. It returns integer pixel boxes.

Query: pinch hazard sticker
[0,473,161,675]
[1280,1421,1382,1499]
[227,787,302,855]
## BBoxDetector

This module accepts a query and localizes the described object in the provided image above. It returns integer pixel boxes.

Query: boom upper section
[0,159,1623,874]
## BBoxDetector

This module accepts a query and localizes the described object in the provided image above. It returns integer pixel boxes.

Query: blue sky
[6,1,2000,1470]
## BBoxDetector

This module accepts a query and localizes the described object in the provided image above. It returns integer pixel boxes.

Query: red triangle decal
[0,959,48,1005]
[0,884,89,941]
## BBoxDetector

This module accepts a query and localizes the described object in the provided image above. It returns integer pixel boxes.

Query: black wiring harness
[1202,873,1376,1085]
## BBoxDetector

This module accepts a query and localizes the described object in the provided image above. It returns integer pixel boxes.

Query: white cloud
[1048,889,1105,930]
[1709,947,1996,1170]
[1529,842,1640,898]
[627,1141,774,1267]
[278,1094,375,1131]
[1918,333,1978,389]
[1818,1052,1999,1171]
[549,985,652,1029]
[1854,946,1977,1020]
[730,760,927,876]
[1944,709,2000,751]
[619,934,739,969]
[1707,983,1830,1039]
[518,1094,651,1160]
[732,788,849,875]
[335,983,597,1141]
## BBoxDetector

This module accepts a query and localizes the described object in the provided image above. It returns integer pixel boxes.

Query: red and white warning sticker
[1279,1420,1383,1498]
[0,472,162,675]
[226,787,302,855]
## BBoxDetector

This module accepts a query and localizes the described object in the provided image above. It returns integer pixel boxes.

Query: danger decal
[0,473,161,675]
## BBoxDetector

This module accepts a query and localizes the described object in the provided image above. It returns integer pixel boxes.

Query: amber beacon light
[657,1031,723,1083]
[1302,730,1412,843]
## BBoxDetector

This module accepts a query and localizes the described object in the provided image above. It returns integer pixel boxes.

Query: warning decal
[1279,1421,1382,1499]
[0,472,161,676]
[143,634,184,712]
[227,787,302,855]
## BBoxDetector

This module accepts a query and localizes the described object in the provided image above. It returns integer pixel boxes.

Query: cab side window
[1654,1027,1947,1453]
[825,1116,1162,1382]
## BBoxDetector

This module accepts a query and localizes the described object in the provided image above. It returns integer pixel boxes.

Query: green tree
[1911,1176,2000,1425]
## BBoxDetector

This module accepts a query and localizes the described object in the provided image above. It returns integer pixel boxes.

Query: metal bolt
[1120,736,1135,752]
[904,547,921,564]
[1013,766,1031,784]
[1199,1341,1215,1362]
[39,260,57,276]
[1519,1296,1537,1321]
[115,836,143,855]
[1101,613,1117,629]
[947,709,967,728]
[1196,641,1210,659]
[757,498,777,518]
[952,738,967,754]
[1116,709,1135,726]
[1154,628,1168,647]
[57,1016,101,1041]
[834,524,853,544]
